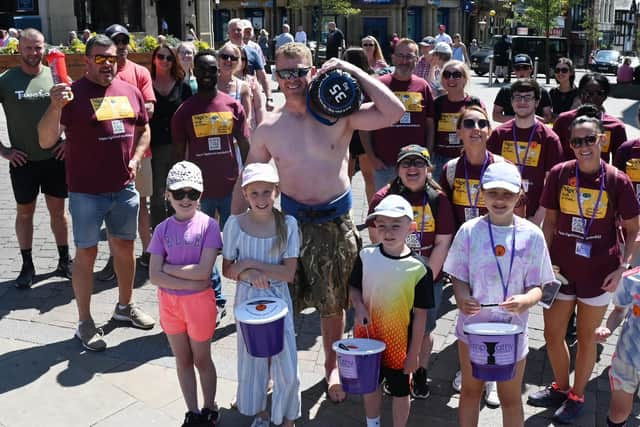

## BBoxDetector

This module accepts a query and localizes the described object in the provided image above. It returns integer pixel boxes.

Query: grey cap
[419,36,436,47]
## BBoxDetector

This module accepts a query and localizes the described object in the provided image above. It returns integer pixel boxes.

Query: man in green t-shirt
[0,28,71,288]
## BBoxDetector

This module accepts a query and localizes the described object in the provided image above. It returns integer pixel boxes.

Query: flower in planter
[1,39,18,55]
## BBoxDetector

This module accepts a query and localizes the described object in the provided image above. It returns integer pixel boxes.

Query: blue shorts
[426,279,445,333]
[200,194,232,228]
[69,183,139,248]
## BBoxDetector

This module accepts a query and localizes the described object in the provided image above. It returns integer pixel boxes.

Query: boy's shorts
[158,288,217,342]
[379,366,410,397]
[609,354,640,396]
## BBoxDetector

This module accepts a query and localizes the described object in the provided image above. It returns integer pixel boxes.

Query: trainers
[181,411,203,427]
[411,367,431,399]
[216,305,227,326]
[553,391,584,424]
[527,382,569,408]
[55,258,73,279]
[112,302,155,329]
[138,252,150,269]
[75,318,106,352]
[15,263,35,289]
[484,381,500,407]
[250,416,270,427]
[96,256,115,281]
[452,370,462,392]
[201,406,221,426]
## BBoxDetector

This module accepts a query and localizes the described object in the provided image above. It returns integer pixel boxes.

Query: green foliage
[1,39,18,55]
[288,0,361,16]
[135,35,158,53]
[581,8,603,49]
[194,40,210,52]
[61,38,86,54]
[519,0,568,34]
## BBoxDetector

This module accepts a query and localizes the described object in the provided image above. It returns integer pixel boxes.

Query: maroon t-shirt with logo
[487,120,563,215]
[171,92,249,199]
[439,151,504,230]
[553,109,627,163]
[61,77,148,194]
[614,139,640,204]
[540,160,639,297]
[434,95,485,159]
[372,74,434,166]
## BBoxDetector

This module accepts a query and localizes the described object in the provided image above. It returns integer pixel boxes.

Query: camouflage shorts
[291,213,361,317]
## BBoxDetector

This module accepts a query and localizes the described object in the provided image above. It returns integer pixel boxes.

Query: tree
[580,3,602,50]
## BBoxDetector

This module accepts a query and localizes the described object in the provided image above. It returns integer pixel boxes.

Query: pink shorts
[158,288,217,342]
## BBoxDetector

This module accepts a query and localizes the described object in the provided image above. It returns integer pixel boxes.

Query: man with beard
[231,42,404,403]
[487,79,563,225]
[361,38,435,191]
[38,35,155,351]
[0,28,71,288]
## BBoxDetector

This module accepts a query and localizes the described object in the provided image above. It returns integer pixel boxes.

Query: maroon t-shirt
[615,139,640,204]
[372,74,434,166]
[439,151,503,230]
[487,120,563,215]
[540,160,639,297]
[171,92,249,199]
[434,95,485,158]
[368,185,455,281]
[553,109,627,163]
[61,78,148,194]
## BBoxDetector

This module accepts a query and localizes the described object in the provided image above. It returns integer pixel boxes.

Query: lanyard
[416,193,428,252]
[575,161,606,240]
[511,121,538,175]
[487,216,517,301]
[463,152,489,209]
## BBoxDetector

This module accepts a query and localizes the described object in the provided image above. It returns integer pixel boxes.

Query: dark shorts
[379,366,410,397]
[291,213,361,317]
[10,158,67,204]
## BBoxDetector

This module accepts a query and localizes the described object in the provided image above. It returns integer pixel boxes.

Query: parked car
[590,50,621,74]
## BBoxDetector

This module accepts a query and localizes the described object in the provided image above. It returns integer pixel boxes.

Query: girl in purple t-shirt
[148,161,222,426]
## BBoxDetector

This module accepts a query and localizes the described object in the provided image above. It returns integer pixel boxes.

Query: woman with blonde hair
[217,42,253,126]
[361,35,388,72]
[176,41,198,93]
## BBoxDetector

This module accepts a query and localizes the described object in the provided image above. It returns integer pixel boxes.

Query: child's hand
[243,269,270,288]
[354,305,370,326]
[403,353,419,375]
[460,296,481,315]
[499,295,530,314]
[594,326,612,343]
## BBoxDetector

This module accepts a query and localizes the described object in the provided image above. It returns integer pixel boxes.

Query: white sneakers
[452,370,501,407]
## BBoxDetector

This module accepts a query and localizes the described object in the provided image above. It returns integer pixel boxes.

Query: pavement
[1,72,640,427]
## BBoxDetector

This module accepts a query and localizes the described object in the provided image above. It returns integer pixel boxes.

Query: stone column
[43,0,77,45]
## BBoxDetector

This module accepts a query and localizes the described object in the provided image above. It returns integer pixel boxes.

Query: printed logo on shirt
[412,204,435,233]
[559,185,608,219]
[395,91,423,112]
[602,131,612,153]
[625,158,640,182]
[452,178,486,207]
[111,119,125,135]
[437,113,460,133]
[90,96,135,121]
[192,112,233,137]
[208,137,221,151]
[500,140,541,167]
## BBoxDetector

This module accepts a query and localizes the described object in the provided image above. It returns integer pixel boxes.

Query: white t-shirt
[295,31,307,44]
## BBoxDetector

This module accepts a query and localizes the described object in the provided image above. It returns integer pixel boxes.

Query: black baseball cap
[513,54,532,67]
[105,24,130,41]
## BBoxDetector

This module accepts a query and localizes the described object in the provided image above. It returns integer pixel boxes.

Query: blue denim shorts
[69,183,139,248]
[200,194,232,228]
[426,279,445,333]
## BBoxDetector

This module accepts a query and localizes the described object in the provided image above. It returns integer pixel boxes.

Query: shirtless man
[231,43,405,402]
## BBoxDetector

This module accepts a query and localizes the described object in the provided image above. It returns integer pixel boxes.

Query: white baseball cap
[481,162,522,194]
[367,195,414,222]
[242,163,279,187]
[166,161,203,192]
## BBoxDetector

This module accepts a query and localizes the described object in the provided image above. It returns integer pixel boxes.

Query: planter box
[0,52,152,81]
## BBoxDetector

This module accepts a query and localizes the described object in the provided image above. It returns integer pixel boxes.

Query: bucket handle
[348,317,371,340]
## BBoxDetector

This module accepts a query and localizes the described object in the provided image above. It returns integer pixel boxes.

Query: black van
[470,35,569,77]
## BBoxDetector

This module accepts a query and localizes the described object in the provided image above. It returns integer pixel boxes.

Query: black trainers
[181,411,203,426]
[527,383,569,408]
[200,406,220,426]
[411,367,430,399]
[553,392,584,424]
[55,258,72,279]
[15,263,35,289]
[96,256,115,281]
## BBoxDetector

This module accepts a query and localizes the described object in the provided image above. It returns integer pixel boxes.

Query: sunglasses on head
[462,118,490,129]
[156,53,175,62]
[570,135,599,148]
[513,64,531,71]
[219,53,239,62]
[169,188,201,201]
[555,67,570,73]
[398,158,428,168]
[442,70,463,79]
[275,67,311,79]
[91,54,117,65]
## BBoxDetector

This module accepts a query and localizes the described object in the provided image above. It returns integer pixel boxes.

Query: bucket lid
[332,338,386,356]
[463,322,523,335]
[234,297,288,324]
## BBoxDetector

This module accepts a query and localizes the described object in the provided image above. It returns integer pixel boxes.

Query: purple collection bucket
[332,338,386,394]
[235,297,288,358]
[463,322,523,382]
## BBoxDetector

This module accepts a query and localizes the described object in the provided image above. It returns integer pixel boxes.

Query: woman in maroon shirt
[529,116,640,424]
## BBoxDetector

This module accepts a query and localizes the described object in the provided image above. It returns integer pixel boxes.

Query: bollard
[489,56,494,87]
[534,57,539,80]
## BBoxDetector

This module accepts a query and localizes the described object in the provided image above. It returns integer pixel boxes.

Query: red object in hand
[47,49,71,85]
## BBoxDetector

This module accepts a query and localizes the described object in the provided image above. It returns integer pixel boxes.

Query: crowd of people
[2,20,640,427]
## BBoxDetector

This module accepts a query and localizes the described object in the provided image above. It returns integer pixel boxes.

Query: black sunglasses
[555,67,570,73]
[276,67,311,79]
[583,89,606,97]
[570,135,599,148]
[156,53,175,62]
[113,37,130,45]
[442,70,463,79]
[169,189,201,201]
[462,118,490,129]
[398,158,428,168]
[219,53,239,62]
